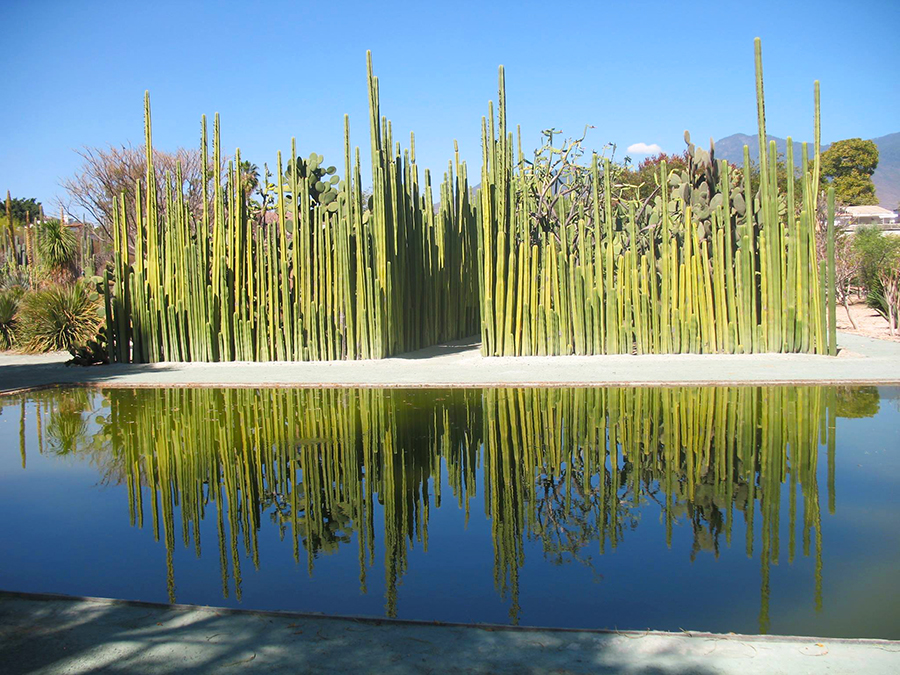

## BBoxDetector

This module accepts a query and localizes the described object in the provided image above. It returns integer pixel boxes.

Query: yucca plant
[18,281,102,352]
[0,290,20,349]
[37,219,78,283]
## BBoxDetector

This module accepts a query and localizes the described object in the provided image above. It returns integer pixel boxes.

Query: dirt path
[836,300,899,342]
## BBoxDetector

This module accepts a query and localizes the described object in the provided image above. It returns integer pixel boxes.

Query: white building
[837,205,899,233]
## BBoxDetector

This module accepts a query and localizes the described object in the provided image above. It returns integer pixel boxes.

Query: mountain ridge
[713,132,899,208]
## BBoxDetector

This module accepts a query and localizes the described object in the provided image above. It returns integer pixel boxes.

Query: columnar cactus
[475,38,836,356]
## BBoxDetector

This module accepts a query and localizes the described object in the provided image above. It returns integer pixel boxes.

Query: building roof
[843,205,897,217]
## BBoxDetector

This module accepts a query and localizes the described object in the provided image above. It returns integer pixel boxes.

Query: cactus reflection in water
[15,386,837,629]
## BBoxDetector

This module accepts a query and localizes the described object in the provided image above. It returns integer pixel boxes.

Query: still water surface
[1,386,898,638]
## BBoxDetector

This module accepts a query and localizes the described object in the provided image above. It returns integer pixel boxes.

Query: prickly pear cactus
[665,133,747,229]
[282,153,341,213]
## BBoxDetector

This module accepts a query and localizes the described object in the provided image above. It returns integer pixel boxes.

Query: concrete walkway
[1,331,899,394]
[1,592,898,675]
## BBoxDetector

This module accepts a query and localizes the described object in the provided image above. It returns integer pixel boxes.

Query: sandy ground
[1,592,897,675]
[836,300,899,342]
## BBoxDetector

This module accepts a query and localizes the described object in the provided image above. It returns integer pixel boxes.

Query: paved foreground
[1,593,898,675]
[1,331,899,393]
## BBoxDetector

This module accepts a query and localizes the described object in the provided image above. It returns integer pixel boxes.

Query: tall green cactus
[476,38,836,357]
[103,39,837,362]
[103,53,479,363]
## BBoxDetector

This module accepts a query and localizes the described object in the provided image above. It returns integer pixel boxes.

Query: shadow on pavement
[0,593,719,675]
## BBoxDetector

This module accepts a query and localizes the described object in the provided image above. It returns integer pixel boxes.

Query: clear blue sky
[2,0,898,215]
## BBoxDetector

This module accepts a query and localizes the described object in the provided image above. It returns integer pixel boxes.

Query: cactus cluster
[477,39,838,357]
[103,52,479,363]
[103,39,836,362]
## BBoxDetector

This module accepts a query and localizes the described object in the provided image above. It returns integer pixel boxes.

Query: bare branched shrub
[62,145,220,245]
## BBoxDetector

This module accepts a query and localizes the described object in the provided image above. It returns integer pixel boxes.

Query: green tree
[854,226,891,291]
[238,160,260,197]
[740,154,809,214]
[854,226,900,334]
[6,197,41,222]
[821,138,879,205]
[618,151,690,201]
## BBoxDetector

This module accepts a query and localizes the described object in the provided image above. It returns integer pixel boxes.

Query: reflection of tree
[9,384,843,630]
[834,386,880,419]
[532,468,628,572]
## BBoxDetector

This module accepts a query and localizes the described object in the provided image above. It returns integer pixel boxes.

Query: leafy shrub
[18,282,102,352]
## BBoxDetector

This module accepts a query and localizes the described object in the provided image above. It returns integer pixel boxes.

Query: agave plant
[18,281,102,352]
[0,290,20,349]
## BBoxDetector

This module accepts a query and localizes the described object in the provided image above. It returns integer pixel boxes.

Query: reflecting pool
[1,386,898,638]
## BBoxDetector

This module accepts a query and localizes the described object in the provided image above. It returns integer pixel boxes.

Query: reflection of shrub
[18,282,102,352]
[0,290,20,349]
[46,389,93,455]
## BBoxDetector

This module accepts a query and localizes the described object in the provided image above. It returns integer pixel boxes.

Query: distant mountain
[714,132,900,209]
[870,133,900,209]
[714,133,817,167]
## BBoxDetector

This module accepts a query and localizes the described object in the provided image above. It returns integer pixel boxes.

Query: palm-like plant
[240,160,260,195]
[37,219,78,283]
[18,281,101,352]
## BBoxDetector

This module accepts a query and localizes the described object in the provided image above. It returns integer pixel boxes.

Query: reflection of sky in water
[0,386,897,639]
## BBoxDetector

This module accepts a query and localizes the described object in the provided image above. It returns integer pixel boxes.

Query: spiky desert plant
[0,289,20,349]
[37,219,78,283]
[18,281,102,352]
